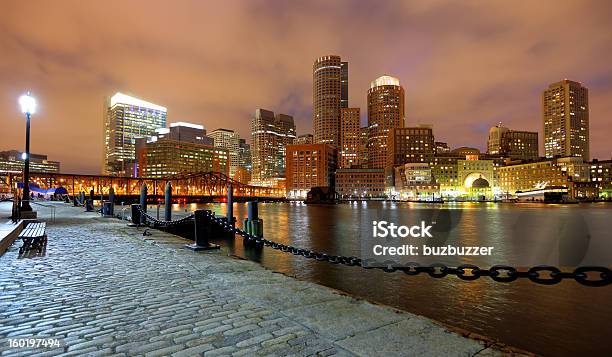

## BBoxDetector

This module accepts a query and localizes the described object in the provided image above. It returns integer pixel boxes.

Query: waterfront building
[368,75,405,169]
[209,128,240,178]
[497,159,567,195]
[0,150,60,174]
[487,124,538,161]
[590,159,612,198]
[457,157,496,199]
[238,138,252,172]
[451,147,480,157]
[294,134,314,145]
[428,154,461,195]
[136,137,229,179]
[313,55,348,146]
[285,144,336,198]
[359,127,369,167]
[556,156,590,182]
[340,108,361,168]
[251,109,296,186]
[543,79,589,160]
[103,92,167,176]
[435,141,450,154]
[335,168,385,199]
[393,163,439,200]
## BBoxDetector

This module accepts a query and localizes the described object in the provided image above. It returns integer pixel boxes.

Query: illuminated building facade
[498,160,567,194]
[103,92,167,176]
[543,80,589,160]
[313,55,345,146]
[387,126,435,167]
[285,144,336,198]
[393,163,439,200]
[238,138,252,172]
[209,128,240,178]
[136,138,229,179]
[487,124,538,161]
[590,159,612,197]
[335,168,385,199]
[359,127,369,167]
[341,62,349,109]
[368,75,405,169]
[0,150,60,174]
[340,108,361,168]
[251,109,296,185]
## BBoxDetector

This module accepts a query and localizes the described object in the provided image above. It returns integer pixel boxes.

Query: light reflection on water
[171,201,612,356]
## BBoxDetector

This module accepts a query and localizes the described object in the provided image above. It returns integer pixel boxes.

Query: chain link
[135,205,195,227]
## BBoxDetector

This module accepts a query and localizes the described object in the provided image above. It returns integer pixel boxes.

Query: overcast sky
[1,0,611,174]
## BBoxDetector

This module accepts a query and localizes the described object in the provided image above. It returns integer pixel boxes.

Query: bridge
[0,171,285,201]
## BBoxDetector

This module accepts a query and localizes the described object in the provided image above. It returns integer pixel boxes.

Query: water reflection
[172,201,612,356]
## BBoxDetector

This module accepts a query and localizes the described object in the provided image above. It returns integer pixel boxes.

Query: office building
[335,168,385,199]
[294,134,314,145]
[487,124,538,161]
[285,144,336,198]
[103,92,167,176]
[313,55,348,147]
[0,150,60,174]
[340,108,361,168]
[209,128,240,178]
[341,62,349,109]
[251,109,296,185]
[543,80,589,160]
[367,75,405,168]
[359,127,369,167]
[387,126,435,167]
[136,138,229,179]
[498,160,567,194]
[238,138,252,172]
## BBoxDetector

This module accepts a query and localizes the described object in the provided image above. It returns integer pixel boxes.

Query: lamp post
[19,92,36,212]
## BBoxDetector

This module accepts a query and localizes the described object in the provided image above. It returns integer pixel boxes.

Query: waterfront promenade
[0,203,513,356]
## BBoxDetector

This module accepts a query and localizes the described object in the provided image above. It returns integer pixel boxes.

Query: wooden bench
[18,222,47,254]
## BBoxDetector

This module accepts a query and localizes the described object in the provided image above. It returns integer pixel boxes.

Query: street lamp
[19,92,36,213]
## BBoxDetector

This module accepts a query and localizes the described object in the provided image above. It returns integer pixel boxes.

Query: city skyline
[2,1,612,174]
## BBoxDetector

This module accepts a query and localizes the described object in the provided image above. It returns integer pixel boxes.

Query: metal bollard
[102,201,113,217]
[185,210,219,251]
[164,181,172,221]
[130,204,141,226]
[85,199,94,212]
[140,183,147,224]
[109,187,115,215]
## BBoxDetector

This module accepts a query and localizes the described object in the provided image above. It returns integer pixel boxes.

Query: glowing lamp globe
[19,93,36,115]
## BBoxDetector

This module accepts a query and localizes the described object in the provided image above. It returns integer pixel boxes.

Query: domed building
[468,175,492,200]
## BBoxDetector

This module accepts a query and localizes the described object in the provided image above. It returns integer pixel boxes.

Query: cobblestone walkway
[0,204,504,356]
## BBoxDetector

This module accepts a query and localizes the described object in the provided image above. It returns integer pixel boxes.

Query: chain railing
[199,210,610,287]
[136,205,195,227]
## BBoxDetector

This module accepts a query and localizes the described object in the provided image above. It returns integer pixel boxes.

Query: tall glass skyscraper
[103,92,167,176]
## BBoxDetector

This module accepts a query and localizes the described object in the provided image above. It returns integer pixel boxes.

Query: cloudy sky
[1,0,611,174]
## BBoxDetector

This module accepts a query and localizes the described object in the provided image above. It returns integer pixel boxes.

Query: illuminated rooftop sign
[110,92,167,112]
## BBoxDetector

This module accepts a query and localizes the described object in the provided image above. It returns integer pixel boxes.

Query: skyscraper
[313,55,348,147]
[238,138,252,172]
[542,79,589,160]
[251,109,296,185]
[341,62,349,109]
[209,128,240,178]
[367,75,405,169]
[103,92,167,176]
[339,108,360,168]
